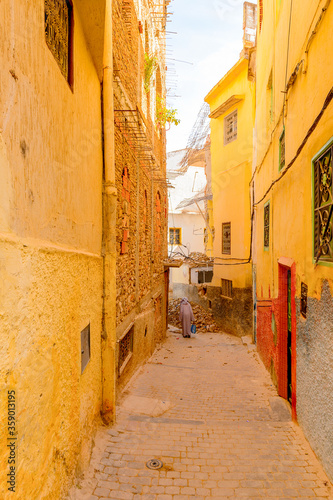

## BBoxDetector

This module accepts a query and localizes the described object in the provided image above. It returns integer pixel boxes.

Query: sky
[165,0,255,153]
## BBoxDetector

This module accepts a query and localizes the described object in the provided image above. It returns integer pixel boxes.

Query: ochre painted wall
[0,1,104,498]
[254,0,333,481]
[206,58,254,290]
[113,0,168,392]
[254,0,333,300]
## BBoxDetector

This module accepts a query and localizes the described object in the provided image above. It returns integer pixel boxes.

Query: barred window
[118,326,134,374]
[222,222,231,255]
[221,279,233,298]
[279,129,285,170]
[314,144,333,262]
[45,0,73,85]
[169,228,181,245]
[224,110,237,145]
[264,201,270,250]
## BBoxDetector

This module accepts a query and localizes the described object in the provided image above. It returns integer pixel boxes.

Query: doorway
[278,260,296,419]
[287,269,292,403]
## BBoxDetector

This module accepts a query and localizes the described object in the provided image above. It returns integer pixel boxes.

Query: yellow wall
[205,58,255,289]
[0,2,104,498]
[254,0,333,299]
[205,198,214,257]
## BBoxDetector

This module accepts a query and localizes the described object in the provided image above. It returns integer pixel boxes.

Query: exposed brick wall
[115,125,137,323]
[138,169,152,301]
[113,0,167,351]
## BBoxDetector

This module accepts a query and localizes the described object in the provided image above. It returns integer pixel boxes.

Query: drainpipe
[101,0,117,424]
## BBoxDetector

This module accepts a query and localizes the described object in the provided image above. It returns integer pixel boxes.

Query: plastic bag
[191,324,196,334]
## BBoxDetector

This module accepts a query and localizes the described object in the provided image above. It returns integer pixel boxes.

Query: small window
[224,110,238,145]
[313,143,333,262]
[169,227,181,245]
[221,279,233,298]
[45,0,73,86]
[264,201,270,250]
[222,222,231,255]
[81,324,91,374]
[119,326,134,375]
[279,129,285,170]
[198,270,213,284]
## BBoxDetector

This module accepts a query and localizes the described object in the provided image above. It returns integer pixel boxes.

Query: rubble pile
[188,252,213,268]
[168,299,219,333]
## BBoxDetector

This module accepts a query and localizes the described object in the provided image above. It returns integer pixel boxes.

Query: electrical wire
[254,85,333,207]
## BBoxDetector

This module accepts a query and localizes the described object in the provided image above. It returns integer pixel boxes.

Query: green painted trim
[264,200,270,251]
[279,127,285,171]
[311,136,333,266]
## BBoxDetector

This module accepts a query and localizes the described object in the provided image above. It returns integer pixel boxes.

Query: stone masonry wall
[113,0,167,391]
[296,280,333,482]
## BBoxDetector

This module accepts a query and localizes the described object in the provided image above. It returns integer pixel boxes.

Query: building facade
[113,0,168,391]
[0,0,168,498]
[253,0,333,481]
[205,51,255,337]
[167,147,213,300]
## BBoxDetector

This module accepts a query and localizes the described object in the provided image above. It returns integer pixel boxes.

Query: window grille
[314,145,333,262]
[222,222,231,254]
[264,202,270,249]
[119,327,133,373]
[224,110,238,145]
[45,0,72,83]
[169,228,181,245]
[221,279,233,298]
[279,129,285,170]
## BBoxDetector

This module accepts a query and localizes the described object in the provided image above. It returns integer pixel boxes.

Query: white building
[167,148,213,298]
[167,149,207,257]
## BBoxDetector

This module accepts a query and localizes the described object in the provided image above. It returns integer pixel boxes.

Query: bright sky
[166,0,255,153]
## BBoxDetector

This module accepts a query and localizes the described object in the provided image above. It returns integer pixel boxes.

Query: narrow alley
[69,329,332,500]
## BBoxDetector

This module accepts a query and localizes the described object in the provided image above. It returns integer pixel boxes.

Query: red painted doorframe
[277,258,297,421]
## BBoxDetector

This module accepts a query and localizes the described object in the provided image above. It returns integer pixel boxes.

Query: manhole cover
[146,459,163,470]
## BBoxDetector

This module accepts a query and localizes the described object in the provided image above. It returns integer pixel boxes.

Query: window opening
[119,326,134,374]
[222,222,231,255]
[279,129,285,170]
[169,227,181,245]
[314,144,333,262]
[264,201,270,250]
[198,271,213,284]
[45,0,73,85]
[81,324,90,374]
[221,279,233,298]
[224,110,238,145]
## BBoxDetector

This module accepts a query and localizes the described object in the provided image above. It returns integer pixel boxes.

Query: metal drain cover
[146,459,163,470]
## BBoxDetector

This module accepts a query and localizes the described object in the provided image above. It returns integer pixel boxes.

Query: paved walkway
[68,329,333,499]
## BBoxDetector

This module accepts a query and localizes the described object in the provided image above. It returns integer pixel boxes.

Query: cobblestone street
[69,330,333,500]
